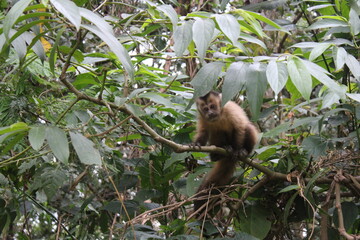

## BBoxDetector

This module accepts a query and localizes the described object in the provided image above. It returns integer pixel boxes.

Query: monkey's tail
[193,159,236,217]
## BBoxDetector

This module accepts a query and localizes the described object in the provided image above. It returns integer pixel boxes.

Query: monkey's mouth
[206,114,220,121]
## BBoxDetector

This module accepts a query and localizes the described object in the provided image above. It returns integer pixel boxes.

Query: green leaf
[239,204,271,239]
[266,60,288,95]
[246,63,267,121]
[138,92,173,107]
[349,8,360,35]
[29,126,46,151]
[264,117,320,138]
[50,0,81,31]
[215,14,240,45]
[70,132,102,165]
[191,62,224,98]
[278,185,300,194]
[303,60,346,98]
[3,0,33,39]
[345,54,360,79]
[46,127,69,164]
[307,18,348,30]
[333,202,359,231]
[302,136,328,159]
[291,42,321,48]
[187,168,209,197]
[192,18,215,60]
[222,62,247,104]
[322,90,340,109]
[333,47,347,71]
[239,33,266,49]
[283,192,298,225]
[244,10,290,34]
[173,21,193,57]
[287,56,312,100]
[82,24,134,79]
[309,43,332,61]
[347,93,360,103]
[0,122,29,135]
[49,27,65,75]
[1,132,26,155]
[157,5,178,30]
[79,8,113,34]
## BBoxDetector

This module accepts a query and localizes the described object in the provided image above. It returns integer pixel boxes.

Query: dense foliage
[0,0,359,239]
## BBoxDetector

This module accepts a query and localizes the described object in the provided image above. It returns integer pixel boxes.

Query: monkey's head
[196,91,222,122]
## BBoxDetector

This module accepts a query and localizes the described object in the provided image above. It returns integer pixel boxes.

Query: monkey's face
[196,93,222,122]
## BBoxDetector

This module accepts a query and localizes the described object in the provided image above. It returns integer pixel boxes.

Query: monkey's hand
[224,146,248,161]
[188,141,203,150]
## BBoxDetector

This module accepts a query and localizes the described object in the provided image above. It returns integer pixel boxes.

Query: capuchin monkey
[192,91,258,216]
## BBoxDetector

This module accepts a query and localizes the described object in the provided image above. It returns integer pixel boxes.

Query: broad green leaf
[0,122,29,135]
[246,63,267,121]
[70,132,102,165]
[190,62,224,98]
[79,8,113,34]
[322,90,340,109]
[349,8,360,35]
[291,42,321,48]
[244,10,290,34]
[72,73,99,89]
[239,33,267,49]
[284,192,299,225]
[264,117,321,138]
[302,136,328,159]
[157,5,178,30]
[304,171,324,197]
[187,168,209,197]
[173,21,193,57]
[215,14,240,45]
[347,93,360,103]
[333,202,358,231]
[125,103,146,117]
[118,133,142,142]
[303,60,346,98]
[82,24,134,79]
[50,0,81,31]
[237,10,264,38]
[138,92,173,107]
[266,60,288,95]
[309,43,332,61]
[278,185,300,194]
[3,0,33,39]
[29,126,46,151]
[46,127,69,164]
[1,132,26,155]
[333,46,347,71]
[307,4,333,12]
[287,57,312,100]
[9,29,27,59]
[307,18,348,30]
[192,18,215,60]
[345,54,360,79]
[222,62,247,104]
[239,204,271,239]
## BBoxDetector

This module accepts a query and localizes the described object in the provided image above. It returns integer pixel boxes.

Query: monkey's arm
[192,122,209,147]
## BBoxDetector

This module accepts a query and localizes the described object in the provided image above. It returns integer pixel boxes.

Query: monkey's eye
[203,107,209,112]
[209,104,216,110]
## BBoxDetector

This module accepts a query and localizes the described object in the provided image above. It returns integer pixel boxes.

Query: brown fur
[193,91,258,215]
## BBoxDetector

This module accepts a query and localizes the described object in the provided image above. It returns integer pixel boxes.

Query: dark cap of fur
[198,91,220,101]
